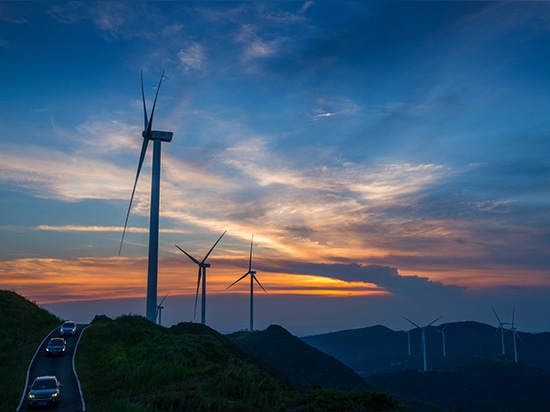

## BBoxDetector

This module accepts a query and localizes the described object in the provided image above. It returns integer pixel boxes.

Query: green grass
[2,291,405,411]
[0,290,61,411]
[76,314,296,411]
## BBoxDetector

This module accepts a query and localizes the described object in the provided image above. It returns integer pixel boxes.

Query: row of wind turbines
[404,307,522,371]
[118,72,265,330]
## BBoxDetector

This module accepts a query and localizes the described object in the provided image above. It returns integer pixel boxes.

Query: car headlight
[51,392,59,398]
[28,393,35,399]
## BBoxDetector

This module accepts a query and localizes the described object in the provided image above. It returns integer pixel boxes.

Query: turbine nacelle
[143,130,174,141]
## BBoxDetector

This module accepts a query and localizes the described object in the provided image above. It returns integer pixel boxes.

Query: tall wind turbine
[227,235,266,331]
[492,307,510,355]
[404,316,441,371]
[119,71,173,323]
[175,231,226,325]
[156,292,169,326]
[435,324,447,357]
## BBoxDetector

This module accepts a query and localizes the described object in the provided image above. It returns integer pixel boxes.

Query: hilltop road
[18,324,88,411]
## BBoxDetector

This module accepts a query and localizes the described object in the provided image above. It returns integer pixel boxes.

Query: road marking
[73,324,90,411]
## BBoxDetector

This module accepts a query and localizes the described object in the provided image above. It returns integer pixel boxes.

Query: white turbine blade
[193,267,201,320]
[201,230,227,264]
[248,235,254,272]
[158,292,169,307]
[492,307,503,326]
[227,272,249,289]
[118,137,149,256]
[403,316,420,329]
[141,70,148,130]
[145,70,165,138]
[427,316,442,327]
[252,273,267,293]
[175,244,201,265]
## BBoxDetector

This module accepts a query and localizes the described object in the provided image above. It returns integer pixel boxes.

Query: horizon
[2,2,550,335]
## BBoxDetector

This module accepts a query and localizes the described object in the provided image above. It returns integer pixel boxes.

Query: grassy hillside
[229,324,368,391]
[0,290,61,411]
[76,315,297,411]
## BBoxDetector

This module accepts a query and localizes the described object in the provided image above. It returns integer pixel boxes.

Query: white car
[59,321,76,336]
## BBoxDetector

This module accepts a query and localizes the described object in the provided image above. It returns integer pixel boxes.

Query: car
[26,376,62,409]
[45,337,66,356]
[59,321,76,336]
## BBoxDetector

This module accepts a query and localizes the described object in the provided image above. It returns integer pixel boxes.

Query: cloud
[178,43,206,71]
[267,262,466,298]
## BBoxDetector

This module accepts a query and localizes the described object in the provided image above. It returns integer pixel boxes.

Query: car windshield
[49,339,63,346]
[32,379,57,390]
[63,322,75,328]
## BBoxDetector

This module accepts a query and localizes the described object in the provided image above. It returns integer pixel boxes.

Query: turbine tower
[435,324,447,357]
[492,307,510,355]
[175,231,226,325]
[156,292,169,326]
[404,316,441,371]
[227,235,266,331]
[119,71,173,323]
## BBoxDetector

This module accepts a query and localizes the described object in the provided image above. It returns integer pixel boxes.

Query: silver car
[59,321,76,336]
[45,337,66,356]
[27,376,62,409]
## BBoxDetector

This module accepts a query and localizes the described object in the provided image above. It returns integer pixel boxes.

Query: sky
[1,1,550,336]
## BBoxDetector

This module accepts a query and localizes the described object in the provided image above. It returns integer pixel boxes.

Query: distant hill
[303,321,550,375]
[228,324,368,391]
[367,362,550,412]
[0,290,61,411]
[303,321,550,411]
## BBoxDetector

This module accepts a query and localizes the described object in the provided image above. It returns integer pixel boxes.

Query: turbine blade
[227,272,249,289]
[403,316,420,329]
[141,70,148,130]
[253,273,267,293]
[175,244,201,265]
[492,307,503,325]
[512,307,515,328]
[118,137,149,255]
[248,235,254,272]
[193,267,201,321]
[427,316,442,327]
[145,70,165,138]
[201,230,227,264]
[158,292,169,307]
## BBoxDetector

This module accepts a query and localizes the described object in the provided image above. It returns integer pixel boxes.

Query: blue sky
[1,1,550,335]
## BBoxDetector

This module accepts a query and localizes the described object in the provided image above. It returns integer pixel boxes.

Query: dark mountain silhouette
[228,324,368,391]
[367,362,550,412]
[303,321,550,375]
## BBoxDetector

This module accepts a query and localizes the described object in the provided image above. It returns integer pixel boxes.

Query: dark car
[45,337,66,356]
[59,321,76,337]
[27,376,62,409]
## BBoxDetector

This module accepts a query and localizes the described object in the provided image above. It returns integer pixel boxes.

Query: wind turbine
[119,71,173,323]
[175,231,226,325]
[156,292,169,326]
[492,307,510,355]
[435,324,447,357]
[227,235,266,331]
[403,316,441,371]
[510,308,522,363]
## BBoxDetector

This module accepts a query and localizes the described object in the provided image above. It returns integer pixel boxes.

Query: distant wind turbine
[175,231,226,325]
[404,316,441,371]
[227,235,266,331]
[492,307,510,355]
[119,71,173,323]
[435,324,447,357]
[510,307,522,363]
[156,292,169,326]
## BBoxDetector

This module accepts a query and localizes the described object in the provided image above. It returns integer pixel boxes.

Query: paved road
[18,324,88,411]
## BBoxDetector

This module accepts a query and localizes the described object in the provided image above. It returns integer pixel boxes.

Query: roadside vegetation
[2,290,404,411]
[0,290,61,411]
